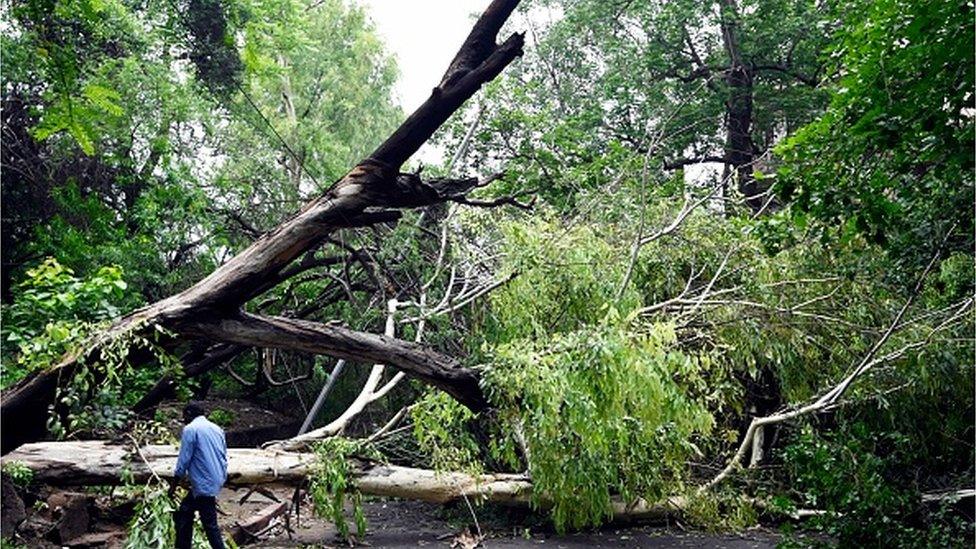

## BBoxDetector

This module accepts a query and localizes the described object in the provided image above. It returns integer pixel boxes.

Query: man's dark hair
[183,401,207,422]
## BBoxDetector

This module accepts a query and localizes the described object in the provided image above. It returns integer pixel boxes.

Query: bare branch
[451,191,537,210]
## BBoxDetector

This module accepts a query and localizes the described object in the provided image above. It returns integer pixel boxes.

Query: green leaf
[82,84,124,117]
[69,121,95,156]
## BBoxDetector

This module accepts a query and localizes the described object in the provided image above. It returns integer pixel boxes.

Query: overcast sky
[358,0,493,114]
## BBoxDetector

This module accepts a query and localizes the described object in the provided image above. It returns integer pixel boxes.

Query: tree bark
[718,0,763,212]
[179,313,487,411]
[0,0,523,452]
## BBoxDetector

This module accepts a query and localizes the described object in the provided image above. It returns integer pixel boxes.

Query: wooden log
[2,441,683,521]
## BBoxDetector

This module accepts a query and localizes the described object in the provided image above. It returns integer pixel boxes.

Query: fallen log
[2,441,685,521]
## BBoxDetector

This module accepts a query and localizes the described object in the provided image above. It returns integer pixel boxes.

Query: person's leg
[173,495,195,549]
[197,496,225,549]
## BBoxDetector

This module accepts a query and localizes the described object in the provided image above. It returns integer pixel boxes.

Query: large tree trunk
[0,0,524,452]
[3,441,685,521]
[718,0,763,212]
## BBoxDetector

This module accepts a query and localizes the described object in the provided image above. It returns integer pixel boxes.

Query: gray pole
[297,359,346,436]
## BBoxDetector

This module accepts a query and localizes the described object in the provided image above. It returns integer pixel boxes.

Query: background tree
[444,0,830,211]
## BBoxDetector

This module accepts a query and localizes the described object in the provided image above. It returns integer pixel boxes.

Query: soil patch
[219,487,783,548]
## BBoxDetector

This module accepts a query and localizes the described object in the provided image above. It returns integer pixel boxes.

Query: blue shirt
[174,415,228,497]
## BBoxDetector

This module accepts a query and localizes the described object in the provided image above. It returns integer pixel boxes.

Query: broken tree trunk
[3,441,686,522]
[0,0,524,452]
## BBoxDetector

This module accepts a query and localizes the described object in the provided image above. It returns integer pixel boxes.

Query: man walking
[172,401,228,549]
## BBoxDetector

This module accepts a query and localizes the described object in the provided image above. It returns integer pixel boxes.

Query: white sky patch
[357,0,492,166]
[358,0,491,113]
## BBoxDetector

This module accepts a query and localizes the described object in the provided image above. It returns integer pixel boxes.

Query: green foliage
[309,438,372,541]
[124,482,233,549]
[1,258,138,387]
[129,419,179,446]
[180,0,245,96]
[775,0,974,270]
[0,537,28,549]
[411,391,483,474]
[477,216,639,346]
[208,408,235,427]
[462,219,715,531]
[1,461,35,489]
[125,484,179,549]
[47,319,180,439]
[1,273,187,441]
[682,491,758,531]
[486,319,714,531]
[782,424,972,547]
[2,0,400,302]
[443,0,830,209]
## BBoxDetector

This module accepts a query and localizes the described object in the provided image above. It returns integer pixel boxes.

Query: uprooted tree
[1,0,524,451]
[3,0,973,543]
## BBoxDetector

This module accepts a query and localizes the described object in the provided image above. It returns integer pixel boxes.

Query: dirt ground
[223,488,784,549]
[7,483,791,548]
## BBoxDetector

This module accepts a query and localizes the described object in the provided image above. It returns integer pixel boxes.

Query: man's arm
[173,427,195,479]
[218,428,228,483]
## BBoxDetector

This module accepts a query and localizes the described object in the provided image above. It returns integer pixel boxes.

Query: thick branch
[451,192,536,210]
[369,30,524,165]
[753,64,820,87]
[179,313,488,412]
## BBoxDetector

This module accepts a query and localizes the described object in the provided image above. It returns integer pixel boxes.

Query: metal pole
[297,359,346,436]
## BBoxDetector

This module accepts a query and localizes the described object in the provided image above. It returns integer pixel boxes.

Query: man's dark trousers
[174,494,225,549]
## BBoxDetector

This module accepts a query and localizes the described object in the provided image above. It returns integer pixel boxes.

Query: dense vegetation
[1,0,972,547]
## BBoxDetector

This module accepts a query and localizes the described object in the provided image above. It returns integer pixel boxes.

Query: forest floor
[234,489,786,548]
[11,486,790,548]
[5,398,800,548]
[12,477,801,548]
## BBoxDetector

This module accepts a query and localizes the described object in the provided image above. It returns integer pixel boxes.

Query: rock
[46,491,91,544]
[1,473,26,536]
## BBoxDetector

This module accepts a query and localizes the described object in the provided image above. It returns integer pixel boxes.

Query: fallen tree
[1,0,526,452]
[2,441,686,522]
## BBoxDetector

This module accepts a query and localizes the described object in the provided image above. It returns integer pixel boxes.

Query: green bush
[208,408,235,427]
[782,424,972,547]
[1,258,137,388]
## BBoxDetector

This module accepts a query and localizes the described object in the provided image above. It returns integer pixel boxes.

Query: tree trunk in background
[724,64,758,207]
[718,0,763,212]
